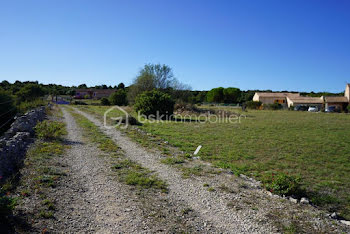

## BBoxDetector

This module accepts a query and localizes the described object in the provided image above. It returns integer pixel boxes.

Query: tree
[223,87,241,103]
[100,97,110,106]
[16,84,45,102]
[127,63,188,103]
[117,83,125,90]
[109,89,128,106]
[206,87,224,103]
[134,90,175,118]
[78,84,87,89]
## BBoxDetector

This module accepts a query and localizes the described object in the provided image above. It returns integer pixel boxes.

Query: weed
[39,210,54,219]
[218,184,236,193]
[42,199,55,210]
[35,120,67,140]
[262,172,303,197]
[181,207,193,215]
[181,165,204,178]
[207,187,215,192]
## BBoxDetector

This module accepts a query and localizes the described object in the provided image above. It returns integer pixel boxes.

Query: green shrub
[347,105,350,112]
[262,172,302,196]
[134,90,175,119]
[35,120,66,140]
[109,89,128,106]
[245,101,262,109]
[264,103,283,110]
[73,101,87,105]
[84,94,90,99]
[100,97,110,106]
[0,188,16,222]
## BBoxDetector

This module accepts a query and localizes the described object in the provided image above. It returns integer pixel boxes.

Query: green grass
[74,105,350,219]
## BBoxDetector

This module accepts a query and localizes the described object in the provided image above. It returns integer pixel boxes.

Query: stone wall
[0,106,46,181]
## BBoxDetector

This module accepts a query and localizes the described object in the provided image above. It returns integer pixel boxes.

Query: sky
[0,0,349,92]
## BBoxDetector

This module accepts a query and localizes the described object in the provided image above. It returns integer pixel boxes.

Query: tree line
[1,63,344,132]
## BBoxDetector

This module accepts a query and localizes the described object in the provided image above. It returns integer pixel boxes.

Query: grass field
[74,104,350,219]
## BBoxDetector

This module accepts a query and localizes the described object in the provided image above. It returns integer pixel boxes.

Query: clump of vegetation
[100,97,110,106]
[181,165,204,178]
[35,120,67,140]
[160,157,185,165]
[262,172,303,197]
[263,103,283,110]
[134,90,175,118]
[111,154,167,192]
[73,101,87,105]
[109,89,128,106]
[245,100,262,109]
[0,187,16,224]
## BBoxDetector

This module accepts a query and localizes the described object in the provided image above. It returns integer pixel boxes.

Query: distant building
[75,89,117,99]
[252,84,350,111]
[286,96,323,109]
[323,84,350,111]
[252,92,300,108]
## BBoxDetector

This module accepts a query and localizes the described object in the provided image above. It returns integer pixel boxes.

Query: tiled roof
[324,96,349,103]
[256,92,300,98]
[287,96,323,104]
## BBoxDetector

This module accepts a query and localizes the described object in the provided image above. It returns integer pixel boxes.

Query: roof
[324,96,349,103]
[287,96,323,104]
[255,92,300,98]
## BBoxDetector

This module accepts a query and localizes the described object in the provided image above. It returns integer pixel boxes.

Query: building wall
[252,93,260,102]
[345,84,350,102]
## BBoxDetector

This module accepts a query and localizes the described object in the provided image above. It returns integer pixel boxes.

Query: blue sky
[0,0,349,92]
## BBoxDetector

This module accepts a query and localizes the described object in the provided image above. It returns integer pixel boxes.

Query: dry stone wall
[0,106,46,181]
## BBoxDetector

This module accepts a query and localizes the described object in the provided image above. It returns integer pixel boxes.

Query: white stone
[289,197,298,204]
[340,220,350,226]
[331,212,338,219]
[300,197,309,204]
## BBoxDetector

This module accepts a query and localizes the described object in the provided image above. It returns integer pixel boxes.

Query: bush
[84,94,90,99]
[262,172,303,196]
[100,97,110,106]
[347,105,350,112]
[0,188,16,223]
[134,90,175,119]
[264,103,283,110]
[110,89,128,106]
[35,120,66,140]
[72,101,87,105]
[245,101,262,109]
